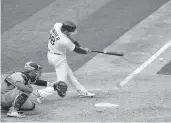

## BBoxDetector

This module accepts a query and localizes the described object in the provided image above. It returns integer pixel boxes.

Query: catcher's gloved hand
[53,81,68,98]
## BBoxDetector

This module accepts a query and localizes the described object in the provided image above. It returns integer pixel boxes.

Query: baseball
[159,58,163,62]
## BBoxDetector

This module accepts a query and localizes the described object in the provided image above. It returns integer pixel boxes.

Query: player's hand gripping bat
[90,50,124,56]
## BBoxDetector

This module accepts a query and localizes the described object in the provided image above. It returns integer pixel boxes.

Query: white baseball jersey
[48,23,75,55]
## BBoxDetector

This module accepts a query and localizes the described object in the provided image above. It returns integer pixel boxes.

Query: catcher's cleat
[7,110,26,118]
[78,91,95,98]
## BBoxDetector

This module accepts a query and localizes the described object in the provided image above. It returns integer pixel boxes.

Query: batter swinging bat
[90,50,124,56]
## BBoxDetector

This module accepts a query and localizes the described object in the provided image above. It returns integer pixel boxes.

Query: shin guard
[13,93,29,109]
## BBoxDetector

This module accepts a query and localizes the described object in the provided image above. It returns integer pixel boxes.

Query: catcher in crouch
[1,61,68,118]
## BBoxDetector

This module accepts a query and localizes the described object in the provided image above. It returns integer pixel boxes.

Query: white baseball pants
[37,52,88,98]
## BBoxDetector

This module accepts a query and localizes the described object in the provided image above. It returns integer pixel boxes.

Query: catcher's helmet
[61,21,76,33]
[24,61,39,71]
[24,61,43,81]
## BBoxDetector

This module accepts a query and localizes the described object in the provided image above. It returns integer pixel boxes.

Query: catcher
[1,61,68,118]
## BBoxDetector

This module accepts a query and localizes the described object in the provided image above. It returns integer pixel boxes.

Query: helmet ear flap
[70,29,77,35]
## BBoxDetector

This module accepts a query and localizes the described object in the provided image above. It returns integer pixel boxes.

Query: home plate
[94,102,119,107]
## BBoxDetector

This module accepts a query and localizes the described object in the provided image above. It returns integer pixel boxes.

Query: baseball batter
[37,21,95,99]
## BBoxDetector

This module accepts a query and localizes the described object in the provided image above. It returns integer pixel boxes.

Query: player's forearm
[34,80,48,86]
[68,34,81,47]
[73,41,81,47]
[73,46,87,54]
[16,82,33,93]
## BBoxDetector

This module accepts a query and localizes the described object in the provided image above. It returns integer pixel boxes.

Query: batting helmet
[61,21,77,34]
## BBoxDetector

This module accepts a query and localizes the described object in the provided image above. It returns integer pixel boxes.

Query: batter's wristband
[74,46,87,54]
[73,41,81,47]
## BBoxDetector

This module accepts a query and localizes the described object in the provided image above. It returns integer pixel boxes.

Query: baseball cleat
[78,91,95,98]
[7,111,26,118]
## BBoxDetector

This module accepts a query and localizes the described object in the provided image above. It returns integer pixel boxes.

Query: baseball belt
[48,49,61,55]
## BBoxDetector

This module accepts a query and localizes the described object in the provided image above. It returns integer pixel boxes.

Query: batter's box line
[67,87,123,93]
[67,88,109,93]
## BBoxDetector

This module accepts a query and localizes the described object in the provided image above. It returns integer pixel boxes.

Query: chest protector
[1,72,31,94]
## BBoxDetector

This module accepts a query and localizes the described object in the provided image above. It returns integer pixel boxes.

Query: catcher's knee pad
[20,101,36,111]
[13,93,29,109]
[27,101,36,111]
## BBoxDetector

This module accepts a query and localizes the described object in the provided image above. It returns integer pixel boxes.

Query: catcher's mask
[53,81,68,98]
[24,61,42,82]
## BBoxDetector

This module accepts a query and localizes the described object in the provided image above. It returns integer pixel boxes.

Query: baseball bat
[90,50,124,56]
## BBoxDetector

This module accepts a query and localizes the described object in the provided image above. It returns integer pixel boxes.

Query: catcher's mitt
[53,81,68,98]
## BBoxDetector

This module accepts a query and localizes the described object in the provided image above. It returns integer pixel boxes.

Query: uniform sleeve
[65,39,75,51]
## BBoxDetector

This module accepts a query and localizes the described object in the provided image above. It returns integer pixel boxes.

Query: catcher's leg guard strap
[29,102,36,110]
[13,93,29,109]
